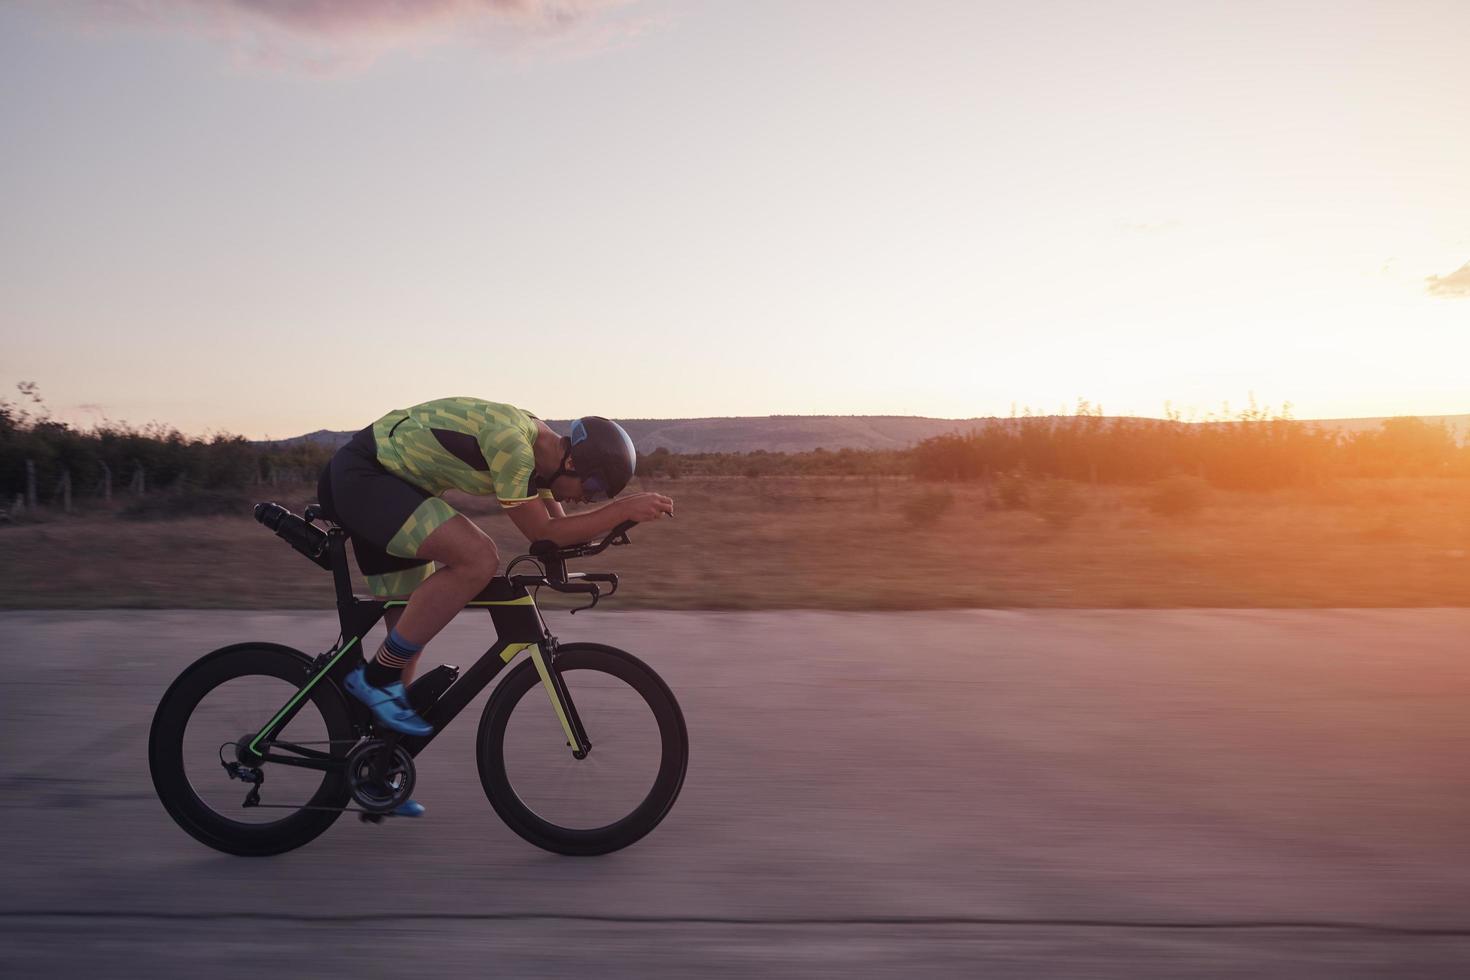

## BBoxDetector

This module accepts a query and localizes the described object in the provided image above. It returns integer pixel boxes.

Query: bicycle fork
[530,640,591,759]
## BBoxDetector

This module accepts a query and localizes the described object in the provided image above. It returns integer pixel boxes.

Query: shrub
[1145,475,1210,518]
[1034,480,1087,529]
[995,473,1030,510]
[900,489,955,527]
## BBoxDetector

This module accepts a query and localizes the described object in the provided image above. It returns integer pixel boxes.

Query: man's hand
[615,492,674,523]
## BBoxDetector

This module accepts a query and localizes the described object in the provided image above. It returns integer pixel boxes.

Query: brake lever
[568,588,601,615]
[605,520,638,548]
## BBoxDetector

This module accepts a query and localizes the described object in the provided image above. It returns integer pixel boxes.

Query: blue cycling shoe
[392,800,426,818]
[343,666,433,737]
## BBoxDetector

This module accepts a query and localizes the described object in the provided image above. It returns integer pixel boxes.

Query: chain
[221,738,407,815]
[238,803,383,814]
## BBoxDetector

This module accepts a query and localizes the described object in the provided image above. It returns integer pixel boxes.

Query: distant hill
[271,429,353,449]
[257,417,1000,454]
[258,413,1470,455]
[584,416,1000,454]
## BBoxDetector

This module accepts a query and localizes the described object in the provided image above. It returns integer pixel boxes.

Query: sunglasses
[579,474,610,501]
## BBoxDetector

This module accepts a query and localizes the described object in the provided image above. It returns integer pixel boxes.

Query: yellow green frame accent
[382,596,536,609]
[248,636,360,755]
[500,641,534,664]
[529,644,579,749]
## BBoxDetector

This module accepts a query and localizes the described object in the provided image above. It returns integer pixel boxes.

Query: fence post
[99,461,112,502]
[131,464,145,497]
[58,468,72,514]
[26,459,37,510]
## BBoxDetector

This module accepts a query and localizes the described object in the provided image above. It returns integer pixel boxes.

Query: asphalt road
[2,608,1468,978]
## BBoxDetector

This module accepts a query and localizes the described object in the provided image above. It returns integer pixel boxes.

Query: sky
[1,0,1467,439]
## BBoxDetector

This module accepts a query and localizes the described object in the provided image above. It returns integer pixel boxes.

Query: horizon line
[253,409,1470,444]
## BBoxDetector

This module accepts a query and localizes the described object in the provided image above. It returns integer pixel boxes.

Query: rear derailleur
[222,760,265,808]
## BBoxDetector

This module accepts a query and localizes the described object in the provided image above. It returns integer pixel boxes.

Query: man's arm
[505,492,673,546]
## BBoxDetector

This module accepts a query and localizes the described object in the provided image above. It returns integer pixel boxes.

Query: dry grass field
[2,475,1468,609]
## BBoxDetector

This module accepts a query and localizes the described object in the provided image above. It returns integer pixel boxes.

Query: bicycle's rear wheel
[149,644,354,856]
[476,643,688,855]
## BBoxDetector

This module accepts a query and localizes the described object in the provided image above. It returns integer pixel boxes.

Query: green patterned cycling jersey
[370,397,553,509]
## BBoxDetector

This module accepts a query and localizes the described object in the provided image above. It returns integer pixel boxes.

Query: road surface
[2,608,1468,977]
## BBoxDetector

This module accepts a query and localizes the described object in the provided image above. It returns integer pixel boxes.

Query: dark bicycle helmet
[566,416,637,499]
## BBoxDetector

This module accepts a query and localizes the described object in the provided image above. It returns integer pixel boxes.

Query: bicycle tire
[149,643,355,856]
[476,643,688,856]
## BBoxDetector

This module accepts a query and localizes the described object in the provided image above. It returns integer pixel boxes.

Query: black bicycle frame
[244,528,591,770]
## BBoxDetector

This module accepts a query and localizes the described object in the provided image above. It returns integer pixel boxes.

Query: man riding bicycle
[315,397,674,815]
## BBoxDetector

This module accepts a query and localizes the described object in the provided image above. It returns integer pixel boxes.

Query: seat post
[328,529,354,608]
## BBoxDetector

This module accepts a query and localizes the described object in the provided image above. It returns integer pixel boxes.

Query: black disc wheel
[477,643,688,856]
[149,643,355,856]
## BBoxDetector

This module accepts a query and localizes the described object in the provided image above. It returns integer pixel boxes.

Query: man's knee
[418,515,498,576]
[460,540,499,580]
[443,528,498,580]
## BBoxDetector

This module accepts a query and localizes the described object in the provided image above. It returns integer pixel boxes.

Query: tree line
[907,409,1468,489]
[3,384,1465,517]
[0,386,332,513]
[638,408,1468,488]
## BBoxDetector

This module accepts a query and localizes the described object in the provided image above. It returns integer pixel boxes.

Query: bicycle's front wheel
[476,643,688,855]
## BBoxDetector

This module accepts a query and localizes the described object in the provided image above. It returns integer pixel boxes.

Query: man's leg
[381,606,411,685]
[362,515,499,689]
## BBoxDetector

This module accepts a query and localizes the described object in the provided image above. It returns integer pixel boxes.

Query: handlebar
[509,521,638,612]
[528,520,638,562]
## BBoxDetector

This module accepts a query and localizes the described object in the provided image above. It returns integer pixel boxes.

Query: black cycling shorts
[316,427,460,596]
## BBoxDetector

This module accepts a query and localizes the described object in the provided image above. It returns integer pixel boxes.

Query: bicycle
[148,502,688,857]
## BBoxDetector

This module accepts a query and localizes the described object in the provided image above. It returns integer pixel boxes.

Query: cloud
[1426,260,1470,299]
[70,0,644,73]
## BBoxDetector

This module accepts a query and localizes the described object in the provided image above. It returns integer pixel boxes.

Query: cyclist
[315,398,673,815]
